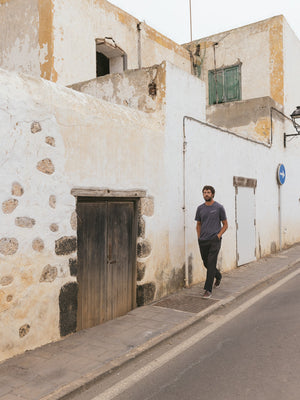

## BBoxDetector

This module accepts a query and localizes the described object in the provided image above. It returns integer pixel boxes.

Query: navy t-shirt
[195,201,227,241]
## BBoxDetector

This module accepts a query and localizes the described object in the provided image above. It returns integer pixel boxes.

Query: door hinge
[254,219,256,226]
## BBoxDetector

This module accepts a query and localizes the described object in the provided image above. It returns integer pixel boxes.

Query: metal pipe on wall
[137,22,142,69]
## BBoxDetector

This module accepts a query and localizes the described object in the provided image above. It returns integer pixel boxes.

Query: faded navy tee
[195,201,227,241]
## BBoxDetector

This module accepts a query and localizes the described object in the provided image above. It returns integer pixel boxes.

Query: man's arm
[217,220,228,239]
[196,221,201,239]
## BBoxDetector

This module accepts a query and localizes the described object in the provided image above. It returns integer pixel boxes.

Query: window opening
[96,38,127,77]
[209,64,241,105]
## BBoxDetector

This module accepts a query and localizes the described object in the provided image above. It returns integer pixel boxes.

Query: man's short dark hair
[202,185,215,195]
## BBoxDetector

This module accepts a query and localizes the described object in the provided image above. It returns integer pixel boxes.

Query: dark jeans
[198,236,222,292]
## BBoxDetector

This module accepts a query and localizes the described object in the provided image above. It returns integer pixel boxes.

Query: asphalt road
[71,271,300,400]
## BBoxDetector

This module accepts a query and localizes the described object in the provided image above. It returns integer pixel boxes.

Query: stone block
[137,239,151,258]
[15,217,35,228]
[55,236,77,255]
[0,275,14,286]
[31,121,42,133]
[40,265,58,282]
[32,238,44,252]
[59,282,78,337]
[141,197,154,217]
[138,217,145,238]
[45,136,55,146]
[0,238,18,255]
[50,223,59,232]
[136,282,156,306]
[11,182,24,197]
[19,324,30,338]
[70,211,77,231]
[49,195,56,208]
[69,258,78,277]
[137,262,146,281]
[2,198,18,214]
[37,158,55,175]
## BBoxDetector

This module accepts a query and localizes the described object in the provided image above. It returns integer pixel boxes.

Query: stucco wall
[0,63,205,361]
[69,63,167,114]
[0,0,40,76]
[1,59,300,362]
[184,16,286,107]
[184,116,300,281]
[51,0,190,85]
[0,67,161,361]
[283,19,300,115]
[0,0,191,85]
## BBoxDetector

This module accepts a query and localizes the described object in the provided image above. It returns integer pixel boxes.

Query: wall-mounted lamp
[284,106,300,147]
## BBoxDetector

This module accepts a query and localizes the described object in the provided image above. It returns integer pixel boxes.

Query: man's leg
[203,237,221,293]
[199,240,209,270]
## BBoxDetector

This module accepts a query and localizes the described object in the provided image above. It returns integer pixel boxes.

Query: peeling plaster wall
[1,58,300,361]
[183,16,288,143]
[50,0,190,85]
[206,96,282,144]
[0,0,40,76]
[184,17,277,103]
[0,64,189,361]
[69,63,166,114]
[0,0,191,86]
[145,63,205,298]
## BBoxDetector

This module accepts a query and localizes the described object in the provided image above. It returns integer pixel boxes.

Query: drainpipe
[183,116,189,288]
[137,22,142,69]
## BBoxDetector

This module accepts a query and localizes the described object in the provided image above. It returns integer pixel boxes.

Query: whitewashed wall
[1,60,300,361]
[283,19,300,115]
[0,67,164,361]
[184,117,300,280]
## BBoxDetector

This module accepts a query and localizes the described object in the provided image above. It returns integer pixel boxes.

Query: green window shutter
[209,70,224,104]
[224,66,240,102]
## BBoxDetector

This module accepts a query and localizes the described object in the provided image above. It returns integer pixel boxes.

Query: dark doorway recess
[76,197,138,330]
[96,52,110,77]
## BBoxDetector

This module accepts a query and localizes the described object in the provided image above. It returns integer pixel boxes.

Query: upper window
[208,64,241,105]
[96,38,127,77]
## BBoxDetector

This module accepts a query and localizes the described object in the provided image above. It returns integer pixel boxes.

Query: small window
[96,38,127,77]
[208,64,241,105]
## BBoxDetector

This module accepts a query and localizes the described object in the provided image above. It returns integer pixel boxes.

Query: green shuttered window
[209,65,241,105]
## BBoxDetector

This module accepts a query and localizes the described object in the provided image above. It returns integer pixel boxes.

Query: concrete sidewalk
[1,244,300,400]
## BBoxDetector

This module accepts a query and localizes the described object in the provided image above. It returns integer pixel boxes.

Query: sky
[107,0,300,44]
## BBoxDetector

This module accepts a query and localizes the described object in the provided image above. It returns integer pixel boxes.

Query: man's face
[203,189,214,202]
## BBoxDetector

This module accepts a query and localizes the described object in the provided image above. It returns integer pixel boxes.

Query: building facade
[0,0,191,85]
[1,2,300,362]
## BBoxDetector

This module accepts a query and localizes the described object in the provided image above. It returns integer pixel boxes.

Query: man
[195,185,228,299]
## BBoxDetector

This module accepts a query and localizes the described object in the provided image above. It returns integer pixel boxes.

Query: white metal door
[236,186,256,266]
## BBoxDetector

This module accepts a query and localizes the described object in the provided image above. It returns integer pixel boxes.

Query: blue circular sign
[277,164,286,185]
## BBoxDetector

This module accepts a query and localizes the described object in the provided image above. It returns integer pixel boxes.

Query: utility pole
[189,0,193,42]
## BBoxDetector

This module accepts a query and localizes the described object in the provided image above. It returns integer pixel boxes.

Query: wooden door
[76,198,137,330]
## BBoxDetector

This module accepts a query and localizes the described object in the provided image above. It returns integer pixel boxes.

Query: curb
[42,259,300,400]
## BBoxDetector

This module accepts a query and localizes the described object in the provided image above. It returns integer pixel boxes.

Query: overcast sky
[108,0,300,44]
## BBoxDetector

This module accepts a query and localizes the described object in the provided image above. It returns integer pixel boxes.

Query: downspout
[137,22,142,69]
[183,116,189,288]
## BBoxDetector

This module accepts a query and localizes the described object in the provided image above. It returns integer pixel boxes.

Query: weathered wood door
[76,198,137,330]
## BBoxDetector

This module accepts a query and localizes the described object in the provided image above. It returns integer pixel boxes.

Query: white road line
[92,268,300,400]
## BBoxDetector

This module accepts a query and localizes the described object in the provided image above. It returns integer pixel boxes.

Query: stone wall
[0,64,180,361]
